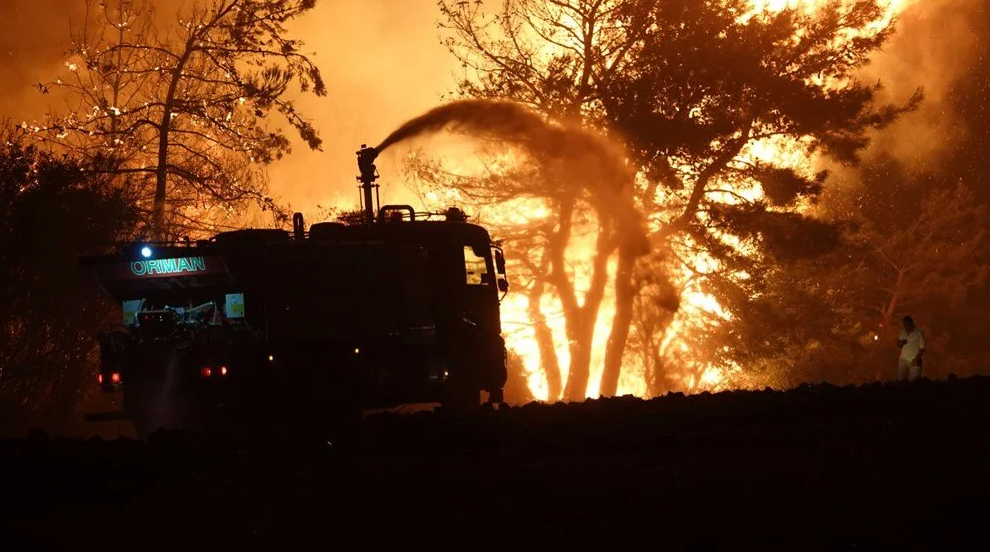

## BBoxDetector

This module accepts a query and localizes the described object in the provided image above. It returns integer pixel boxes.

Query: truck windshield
[464,245,490,285]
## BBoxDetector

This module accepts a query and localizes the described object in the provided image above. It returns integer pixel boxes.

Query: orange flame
[417,0,915,402]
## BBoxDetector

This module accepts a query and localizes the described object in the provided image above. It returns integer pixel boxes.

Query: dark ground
[2,377,990,550]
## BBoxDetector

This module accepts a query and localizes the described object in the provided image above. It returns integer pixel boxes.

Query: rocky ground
[3,377,990,550]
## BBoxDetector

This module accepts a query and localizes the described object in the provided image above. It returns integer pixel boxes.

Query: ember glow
[750,0,914,19]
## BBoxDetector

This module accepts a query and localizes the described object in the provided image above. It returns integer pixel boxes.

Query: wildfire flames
[412,0,918,402]
[750,0,914,19]
[25,0,917,404]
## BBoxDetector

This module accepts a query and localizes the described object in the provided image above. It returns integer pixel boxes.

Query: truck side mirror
[498,279,509,293]
[495,249,506,275]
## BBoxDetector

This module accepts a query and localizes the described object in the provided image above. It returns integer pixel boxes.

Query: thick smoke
[814,0,987,218]
[0,0,456,212]
[1,0,985,213]
[0,1,86,121]
[0,0,194,121]
[861,0,985,168]
[375,99,648,252]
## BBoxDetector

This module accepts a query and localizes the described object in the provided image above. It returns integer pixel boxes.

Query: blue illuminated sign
[130,256,207,276]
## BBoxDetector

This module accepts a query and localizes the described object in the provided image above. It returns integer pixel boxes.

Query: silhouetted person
[896,315,926,381]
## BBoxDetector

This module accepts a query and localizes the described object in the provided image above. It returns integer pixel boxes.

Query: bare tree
[695,179,989,387]
[865,182,988,330]
[848,182,988,377]
[34,0,325,237]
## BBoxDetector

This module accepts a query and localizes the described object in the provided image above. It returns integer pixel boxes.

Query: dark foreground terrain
[2,377,990,550]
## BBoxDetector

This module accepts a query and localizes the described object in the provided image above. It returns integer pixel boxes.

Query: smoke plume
[860,0,985,169]
[375,99,648,252]
[2,0,986,215]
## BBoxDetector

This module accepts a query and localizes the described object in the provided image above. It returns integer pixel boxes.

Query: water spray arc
[373,98,650,399]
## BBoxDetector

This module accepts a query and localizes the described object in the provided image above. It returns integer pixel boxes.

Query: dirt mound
[3,377,990,549]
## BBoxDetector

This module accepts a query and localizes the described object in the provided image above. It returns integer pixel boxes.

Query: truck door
[458,243,506,391]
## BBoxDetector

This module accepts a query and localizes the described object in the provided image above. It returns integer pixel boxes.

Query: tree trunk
[558,227,614,401]
[152,163,168,238]
[528,282,563,401]
[562,315,595,400]
[152,32,200,240]
[153,74,179,239]
[152,95,175,239]
[648,354,666,397]
[599,249,636,397]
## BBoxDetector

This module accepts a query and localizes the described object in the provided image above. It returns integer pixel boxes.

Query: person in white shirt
[896,315,926,381]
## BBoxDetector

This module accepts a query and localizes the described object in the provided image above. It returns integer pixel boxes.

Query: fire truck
[82,146,509,435]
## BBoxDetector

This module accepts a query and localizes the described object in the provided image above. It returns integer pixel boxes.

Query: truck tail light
[98,373,103,385]
[220,366,228,376]
[201,367,212,378]
[110,372,121,384]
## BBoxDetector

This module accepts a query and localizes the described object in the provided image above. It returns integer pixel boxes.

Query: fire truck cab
[82,147,509,435]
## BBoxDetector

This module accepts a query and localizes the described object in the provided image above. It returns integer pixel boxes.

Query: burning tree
[398,99,648,402]
[34,0,325,237]
[432,0,919,399]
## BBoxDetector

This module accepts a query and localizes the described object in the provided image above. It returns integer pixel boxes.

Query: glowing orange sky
[272,0,459,214]
[0,0,984,218]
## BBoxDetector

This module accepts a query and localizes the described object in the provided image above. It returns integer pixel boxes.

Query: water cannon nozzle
[356,144,379,184]
[356,143,381,226]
